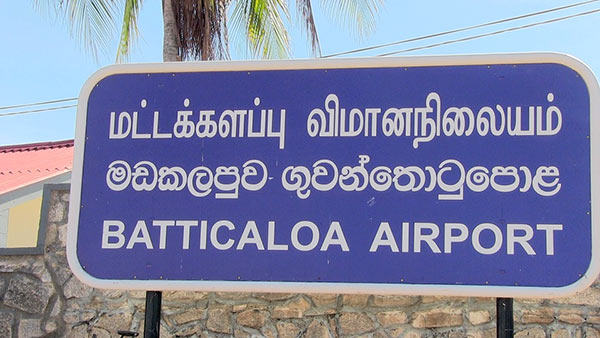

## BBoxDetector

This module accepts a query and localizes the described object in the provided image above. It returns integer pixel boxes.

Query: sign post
[497,298,514,338]
[143,291,161,338]
[68,53,600,299]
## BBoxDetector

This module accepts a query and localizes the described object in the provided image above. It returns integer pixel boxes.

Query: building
[0,140,73,253]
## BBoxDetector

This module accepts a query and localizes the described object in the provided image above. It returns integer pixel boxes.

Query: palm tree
[41,0,384,62]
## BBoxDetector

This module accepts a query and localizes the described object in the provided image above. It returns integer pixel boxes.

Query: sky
[1,0,599,146]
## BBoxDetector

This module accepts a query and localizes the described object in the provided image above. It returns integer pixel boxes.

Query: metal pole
[144,291,162,338]
[496,297,514,338]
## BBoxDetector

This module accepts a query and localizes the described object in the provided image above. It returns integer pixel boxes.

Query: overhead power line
[1,2,598,119]
[0,97,77,111]
[378,8,600,56]
[323,0,599,58]
[0,104,77,117]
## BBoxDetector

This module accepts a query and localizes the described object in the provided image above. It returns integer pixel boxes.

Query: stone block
[467,310,491,325]
[51,263,72,287]
[50,190,61,205]
[0,277,6,295]
[232,304,247,312]
[215,292,251,300]
[386,327,404,338]
[95,312,132,332]
[308,293,337,307]
[520,308,554,324]
[447,329,469,338]
[515,327,546,338]
[45,224,58,246]
[376,310,408,327]
[343,294,369,307]
[372,295,419,307]
[412,308,463,328]
[60,191,71,202]
[552,287,600,306]
[236,308,267,328]
[171,308,206,325]
[173,325,202,337]
[551,328,572,338]
[304,307,336,316]
[89,327,111,338]
[64,311,80,324]
[403,331,423,338]
[466,328,496,338]
[18,318,44,338]
[557,313,584,325]
[588,315,600,324]
[206,307,231,334]
[48,200,65,223]
[517,298,544,305]
[338,312,376,335]
[253,293,295,301]
[63,276,93,299]
[471,297,495,304]
[128,290,147,299]
[65,324,88,338]
[4,275,52,314]
[101,289,126,299]
[0,257,29,273]
[272,297,311,319]
[233,327,254,338]
[44,320,58,334]
[231,303,267,313]
[0,311,13,337]
[30,260,52,283]
[58,225,69,247]
[585,327,600,338]
[261,325,277,338]
[276,321,302,338]
[421,296,462,303]
[163,290,207,301]
[372,329,391,338]
[82,310,96,322]
[305,319,332,338]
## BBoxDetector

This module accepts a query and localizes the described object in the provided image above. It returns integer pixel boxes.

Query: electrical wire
[378,8,600,56]
[323,0,599,58]
[0,104,77,117]
[1,2,598,118]
[0,97,77,111]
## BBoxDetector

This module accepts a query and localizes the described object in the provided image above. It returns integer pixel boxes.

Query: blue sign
[68,54,600,297]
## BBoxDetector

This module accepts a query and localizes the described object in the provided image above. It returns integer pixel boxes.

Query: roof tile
[0,139,74,194]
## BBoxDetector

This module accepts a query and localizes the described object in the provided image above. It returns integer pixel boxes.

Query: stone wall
[0,186,598,337]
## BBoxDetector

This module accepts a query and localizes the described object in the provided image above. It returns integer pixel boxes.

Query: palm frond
[116,0,142,63]
[36,0,123,60]
[295,0,320,56]
[171,0,229,60]
[231,0,291,59]
[69,0,120,59]
[319,0,384,39]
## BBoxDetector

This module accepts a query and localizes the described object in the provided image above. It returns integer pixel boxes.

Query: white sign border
[67,52,600,297]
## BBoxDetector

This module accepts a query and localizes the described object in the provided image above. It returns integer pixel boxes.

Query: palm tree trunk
[162,0,181,62]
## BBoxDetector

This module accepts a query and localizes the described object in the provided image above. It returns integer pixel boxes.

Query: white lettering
[291,221,319,251]
[414,222,441,253]
[237,221,265,250]
[126,220,153,249]
[507,223,535,255]
[320,221,349,251]
[444,223,468,253]
[472,223,503,255]
[369,222,399,252]
[102,220,125,249]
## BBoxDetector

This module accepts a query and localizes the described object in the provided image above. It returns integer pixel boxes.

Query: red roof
[0,140,74,195]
